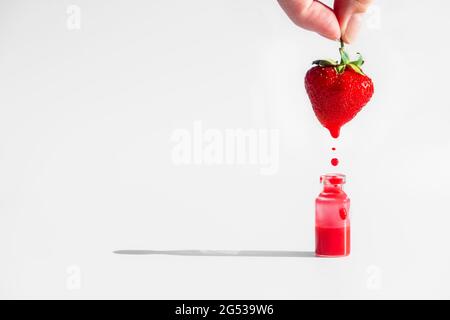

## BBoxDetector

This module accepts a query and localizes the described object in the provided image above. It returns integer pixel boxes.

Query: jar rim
[320,173,346,185]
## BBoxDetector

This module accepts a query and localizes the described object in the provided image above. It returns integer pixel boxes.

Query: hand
[277,0,373,43]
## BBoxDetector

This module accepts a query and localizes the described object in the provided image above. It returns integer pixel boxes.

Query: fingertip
[278,0,341,42]
[341,13,363,44]
[304,6,341,42]
[318,29,341,42]
[334,0,372,44]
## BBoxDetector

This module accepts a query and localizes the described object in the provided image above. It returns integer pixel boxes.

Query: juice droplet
[328,126,341,139]
[331,158,339,166]
[332,147,336,151]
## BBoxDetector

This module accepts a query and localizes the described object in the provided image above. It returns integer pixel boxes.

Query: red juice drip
[328,126,341,139]
[332,147,336,151]
[331,158,339,166]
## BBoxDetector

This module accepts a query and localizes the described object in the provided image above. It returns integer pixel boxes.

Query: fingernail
[318,30,341,42]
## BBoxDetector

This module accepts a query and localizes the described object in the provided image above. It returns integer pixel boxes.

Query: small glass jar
[315,174,351,257]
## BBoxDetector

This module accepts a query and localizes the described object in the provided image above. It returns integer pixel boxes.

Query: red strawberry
[305,42,374,138]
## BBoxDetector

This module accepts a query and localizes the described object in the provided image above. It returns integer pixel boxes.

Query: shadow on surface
[113,249,315,258]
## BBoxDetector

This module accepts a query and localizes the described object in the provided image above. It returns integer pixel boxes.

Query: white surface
[0,0,449,299]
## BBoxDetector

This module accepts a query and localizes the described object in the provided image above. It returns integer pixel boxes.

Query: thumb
[334,0,373,43]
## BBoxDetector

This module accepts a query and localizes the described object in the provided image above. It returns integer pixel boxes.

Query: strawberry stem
[312,40,366,76]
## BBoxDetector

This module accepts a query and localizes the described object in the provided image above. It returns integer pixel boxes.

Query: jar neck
[323,184,344,193]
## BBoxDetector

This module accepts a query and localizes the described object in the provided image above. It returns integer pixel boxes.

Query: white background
[1,0,449,299]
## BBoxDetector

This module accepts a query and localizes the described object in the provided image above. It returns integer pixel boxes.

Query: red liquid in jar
[315,174,350,257]
[315,226,350,257]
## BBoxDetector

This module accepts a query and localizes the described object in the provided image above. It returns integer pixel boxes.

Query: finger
[278,0,341,40]
[334,0,373,43]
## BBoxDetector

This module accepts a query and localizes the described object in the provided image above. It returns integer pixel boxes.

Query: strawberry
[305,41,374,138]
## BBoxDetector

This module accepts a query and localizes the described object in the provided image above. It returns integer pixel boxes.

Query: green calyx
[312,39,365,75]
